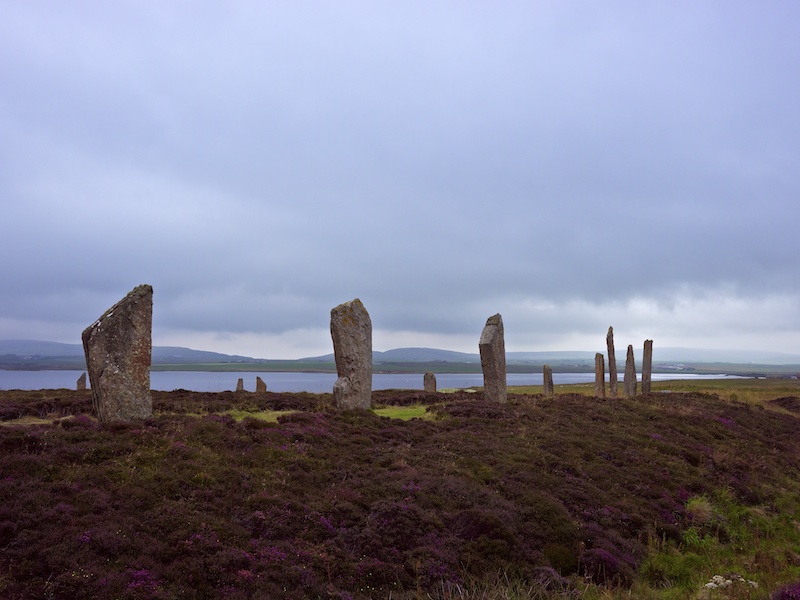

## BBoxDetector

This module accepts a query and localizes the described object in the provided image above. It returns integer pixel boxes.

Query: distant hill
[0,339,257,369]
[304,347,480,363]
[0,340,85,357]
[643,347,800,365]
[2,339,800,372]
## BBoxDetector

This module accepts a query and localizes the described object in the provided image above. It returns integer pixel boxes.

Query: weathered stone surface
[606,326,618,397]
[330,298,372,409]
[624,344,637,398]
[76,372,87,391]
[594,353,606,398]
[642,339,653,393]
[479,313,507,403]
[236,378,244,392]
[424,371,436,393]
[256,376,267,393]
[81,284,152,423]
[543,364,554,396]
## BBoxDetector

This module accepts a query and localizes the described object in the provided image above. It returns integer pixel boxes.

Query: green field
[511,376,800,403]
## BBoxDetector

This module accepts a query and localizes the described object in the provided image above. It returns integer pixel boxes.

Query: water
[0,370,744,393]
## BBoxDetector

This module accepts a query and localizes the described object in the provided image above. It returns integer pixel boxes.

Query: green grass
[372,404,433,420]
[510,377,800,403]
[213,404,432,422]
[221,409,296,422]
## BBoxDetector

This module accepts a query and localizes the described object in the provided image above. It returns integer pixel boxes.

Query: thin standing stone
[479,313,507,403]
[330,298,373,409]
[76,372,87,391]
[606,326,618,397]
[256,376,267,393]
[236,378,244,392]
[543,364,554,396]
[81,284,153,423]
[642,339,653,393]
[423,371,437,393]
[624,344,637,398]
[595,353,606,398]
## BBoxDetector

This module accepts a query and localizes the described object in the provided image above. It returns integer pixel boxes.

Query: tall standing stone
[543,364,554,396]
[479,313,507,403]
[594,353,606,398]
[424,371,437,393]
[642,339,653,393]
[624,344,637,398]
[256,376,267,393]
[76,372,87,391]
[81,284,153,423]
[606,326,618,397]
[330,298,372,409]
[236,378,244,392]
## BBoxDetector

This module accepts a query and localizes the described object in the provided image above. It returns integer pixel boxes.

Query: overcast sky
[2,1,799,359]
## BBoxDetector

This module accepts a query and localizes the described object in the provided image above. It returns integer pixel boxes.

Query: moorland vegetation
[0,380,799,599]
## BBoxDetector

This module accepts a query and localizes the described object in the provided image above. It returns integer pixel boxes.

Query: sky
[1,1,799,360]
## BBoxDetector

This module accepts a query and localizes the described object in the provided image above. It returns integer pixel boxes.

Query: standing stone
[642,339,653,393]
[423,371,437,393]
[606,326,618,398]
[236,378,244,392]
[81,284,153,423]
[76,372,87,391]
[594,353,606,398]
[479,313,507,403]
[256,376,267,393]
[543,364,554,396]
[624,344,637,398]
[330,298,372,409]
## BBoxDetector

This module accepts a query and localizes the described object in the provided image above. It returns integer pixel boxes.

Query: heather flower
[772,581,800,599]
[126,568,159,593]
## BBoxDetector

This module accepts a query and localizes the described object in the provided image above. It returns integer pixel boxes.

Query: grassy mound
[0,386,798,598]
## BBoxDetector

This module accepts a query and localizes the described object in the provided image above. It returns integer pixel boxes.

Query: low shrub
[0,389,798,598]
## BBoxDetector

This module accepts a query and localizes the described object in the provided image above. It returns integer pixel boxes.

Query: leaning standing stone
[642,339,653,393]
[543,364,554,396]
[606,327,618,397]
[330,298,372,409]
[624,344,637,398]
[76,372,87,391]
[479,313,507,403]
[256,376,267,393]
[81,284,153,423]
[595,353,606,398]
[424,372,437,393]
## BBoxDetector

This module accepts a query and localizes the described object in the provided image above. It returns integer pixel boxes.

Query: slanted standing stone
[76,372,87,391]
[624,344,637,398]
[424,372,437,393]
[330,298,372,409]
[543,364,554,397]
[479,313,507,403]
[606,326,618,397]
[642,339,653,393]
[81,284,153,423]
[594,353,606,398]
[256,376,267,393]
[236,378,244,392]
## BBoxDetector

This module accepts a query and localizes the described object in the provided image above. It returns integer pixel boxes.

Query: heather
[0,387,799,598]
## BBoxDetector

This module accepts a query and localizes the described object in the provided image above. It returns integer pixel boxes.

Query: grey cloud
[1,2,799,353]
